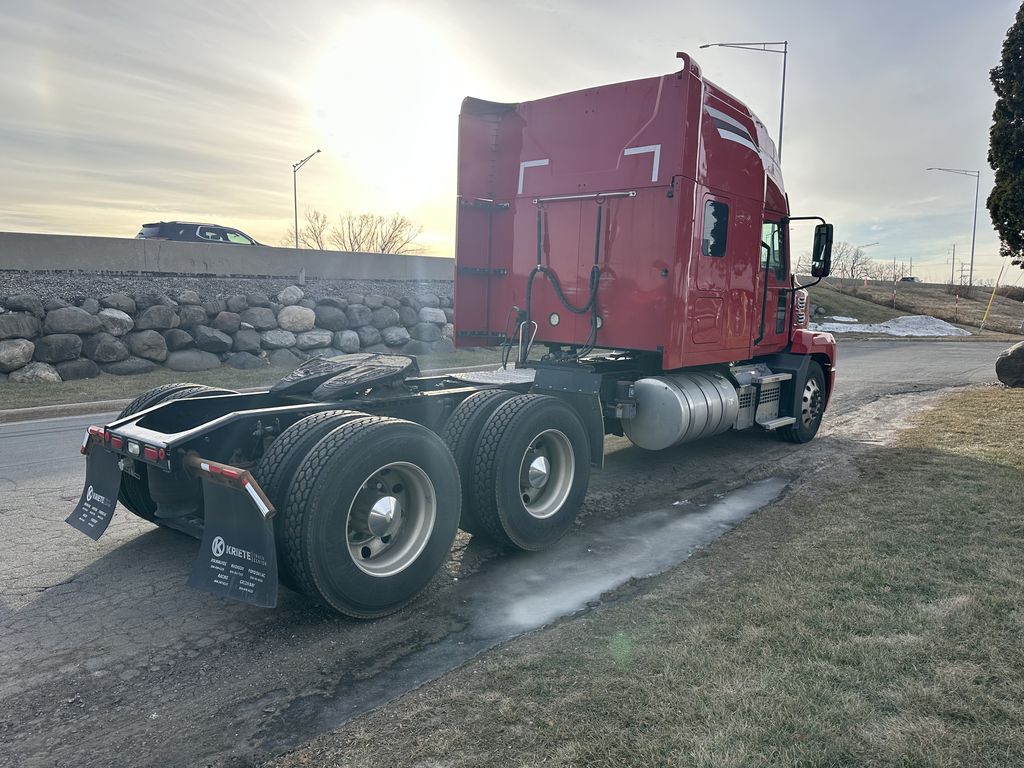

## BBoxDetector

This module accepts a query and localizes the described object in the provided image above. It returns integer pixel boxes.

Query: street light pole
[926,167,980,288]
[292,149,322,249]
[699,41,788,161]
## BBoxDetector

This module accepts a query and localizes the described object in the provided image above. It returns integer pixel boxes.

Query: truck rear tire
[253,409,366,590]
[116,384,236,524]
[281,416,461,618]
[471,394,591,551]
[780,361,825,444]
[440,389,517,535]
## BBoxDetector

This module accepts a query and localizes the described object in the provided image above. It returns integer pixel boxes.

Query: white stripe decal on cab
[518,159,550,194]
[623,144,661,182]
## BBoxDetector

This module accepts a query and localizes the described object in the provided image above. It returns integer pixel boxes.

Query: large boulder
[410,322,442,343]
[177,289,202,305]
[246,292,272,308]
[232,328,261,353]
[43,306,100,335]
[260,329,297,349]
[442,323,454,340]
[33,334,82,363]
[100,293,136,314]
[346,293,366,306]
[82,332,130,363]
[333,330,360,354]
[383,297,401,309]
[239,307,277,331]
[226,294,248,313]
[295,329,334,350]
[164,349,222,372]
[55,358,100,381]
[203,297,228,317]
[364,294,386,310]
[78,297,101,315]
[268,348,302,368]
[415,293,441,309]
[402,339,437,356]
[317,296,347,309]
[277,305,316,333]
[417,306,447,325]
[162,328,195,351]
[135,293,176,311]
[193,325,233,353]
[102,356,157,376]
[97,308,134,337]
[125,330,168,362]
[0,312,41,339]
[9,361,61,383]
[0,339,34,373]
[356,326,382,347]
[225,351,266,370]
[314,305,349,332]
[177,304,208,329]
[298,298,316,310]
[4,294,44,318]
[213,311,241,334]
[397,305,418,327]
[381,326,411,347]
[371,306,400,330]
[277,285,304,306]
[345,304,373,328]
[134,304,179,331]
[996,341,1024,388]
[443,307,455,323]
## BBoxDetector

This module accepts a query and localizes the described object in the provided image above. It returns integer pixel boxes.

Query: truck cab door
[754,219,790,352]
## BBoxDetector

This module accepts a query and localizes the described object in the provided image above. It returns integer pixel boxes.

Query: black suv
[135,221,262,245]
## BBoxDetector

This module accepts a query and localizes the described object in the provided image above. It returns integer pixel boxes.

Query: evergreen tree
[988,2,1024,268]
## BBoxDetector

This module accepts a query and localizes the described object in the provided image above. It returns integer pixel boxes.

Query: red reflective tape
[208,464,223,475]
[220,467,241,479]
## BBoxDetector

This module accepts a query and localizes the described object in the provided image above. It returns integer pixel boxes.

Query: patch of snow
[809,314,971,337]
[827,315,859,323]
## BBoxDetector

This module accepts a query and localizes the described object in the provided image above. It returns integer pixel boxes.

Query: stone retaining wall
[0,285,454,383]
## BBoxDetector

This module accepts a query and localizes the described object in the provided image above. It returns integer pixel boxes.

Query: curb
[0,363,503,425]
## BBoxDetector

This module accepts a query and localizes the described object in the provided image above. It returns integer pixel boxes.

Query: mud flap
[186,460,278,608]
[66,444,122,541]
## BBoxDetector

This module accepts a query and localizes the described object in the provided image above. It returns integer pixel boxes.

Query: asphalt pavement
[0,340,1007,768]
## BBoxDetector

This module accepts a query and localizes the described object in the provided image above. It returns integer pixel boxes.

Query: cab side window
[760,221,786,278]
[702,200,729,258]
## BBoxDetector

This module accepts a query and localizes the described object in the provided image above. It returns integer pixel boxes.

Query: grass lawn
[0,347,504,411]
[273,386,1024,767]
[807,283,906,324]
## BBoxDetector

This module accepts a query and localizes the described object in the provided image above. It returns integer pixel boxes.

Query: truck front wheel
[282,417,461,618]
[781,361,826,444]
[471,394,591,551]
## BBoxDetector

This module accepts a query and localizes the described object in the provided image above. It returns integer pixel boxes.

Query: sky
[0,0,1021,285]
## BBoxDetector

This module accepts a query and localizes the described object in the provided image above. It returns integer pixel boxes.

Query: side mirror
[811,223,833,278]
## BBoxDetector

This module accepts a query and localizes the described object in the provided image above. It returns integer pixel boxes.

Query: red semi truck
[68,54,835,617]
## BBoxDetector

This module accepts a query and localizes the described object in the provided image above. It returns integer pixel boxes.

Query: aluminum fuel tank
[622,372,740,450]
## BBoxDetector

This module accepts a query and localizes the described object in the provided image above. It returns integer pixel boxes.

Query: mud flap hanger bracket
[184,454,275,520]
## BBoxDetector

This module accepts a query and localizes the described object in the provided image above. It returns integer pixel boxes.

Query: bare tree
[281,209,332,250]
[329,212,424,255]
[282,209,424,253]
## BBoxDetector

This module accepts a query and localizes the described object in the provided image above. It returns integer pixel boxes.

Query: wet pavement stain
[258,476,789,753]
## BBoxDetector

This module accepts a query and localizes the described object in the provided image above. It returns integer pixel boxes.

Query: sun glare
[308,6,482,225]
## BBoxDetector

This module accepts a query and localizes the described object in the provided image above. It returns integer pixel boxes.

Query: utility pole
[950,244,956,286]
[291,148,322,249]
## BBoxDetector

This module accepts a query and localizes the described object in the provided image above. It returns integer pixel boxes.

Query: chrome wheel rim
[346,462,436,577]
[518,429,574,519]
[801,377,824,428]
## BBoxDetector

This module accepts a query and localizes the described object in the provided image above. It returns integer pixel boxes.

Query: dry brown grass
[829,279,1024,335]
[271,387,1024,768]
